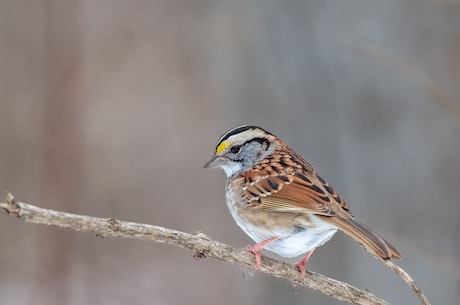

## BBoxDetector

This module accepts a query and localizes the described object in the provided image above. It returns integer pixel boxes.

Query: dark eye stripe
[242,137,270,149]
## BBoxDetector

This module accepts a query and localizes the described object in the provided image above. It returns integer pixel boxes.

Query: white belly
[226,192,338,258]
[263,226,337,258]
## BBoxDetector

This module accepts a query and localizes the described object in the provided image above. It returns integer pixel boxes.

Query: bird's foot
[243,237,279,270]
[295,249,315,276]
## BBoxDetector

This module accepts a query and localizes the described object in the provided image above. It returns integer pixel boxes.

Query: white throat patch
[220,162,243,178]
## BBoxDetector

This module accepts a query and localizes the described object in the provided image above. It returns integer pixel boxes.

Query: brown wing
[240,149,351,217]
[264,172,351,216]
[239,148,402,260]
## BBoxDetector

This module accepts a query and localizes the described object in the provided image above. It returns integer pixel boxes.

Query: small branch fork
[0,192,430,305]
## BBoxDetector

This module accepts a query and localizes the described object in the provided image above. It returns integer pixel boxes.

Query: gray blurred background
[1,1,459,304]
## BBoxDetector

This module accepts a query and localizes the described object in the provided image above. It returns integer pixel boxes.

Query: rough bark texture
[1,193,430,305]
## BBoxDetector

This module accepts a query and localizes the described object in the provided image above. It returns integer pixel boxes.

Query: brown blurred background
[1,1,459,304]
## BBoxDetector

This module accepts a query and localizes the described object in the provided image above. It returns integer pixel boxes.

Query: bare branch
[382,260,431,305]
[0,193,428,305]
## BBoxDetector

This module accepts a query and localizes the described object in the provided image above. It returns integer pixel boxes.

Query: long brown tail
[328,216,402,260]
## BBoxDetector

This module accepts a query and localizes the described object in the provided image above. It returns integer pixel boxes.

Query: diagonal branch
[0,193,427,305]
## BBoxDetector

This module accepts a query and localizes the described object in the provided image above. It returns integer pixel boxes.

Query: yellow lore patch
[215,140,230,154]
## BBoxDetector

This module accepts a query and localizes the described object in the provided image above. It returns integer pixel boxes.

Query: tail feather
[329,216,402,260]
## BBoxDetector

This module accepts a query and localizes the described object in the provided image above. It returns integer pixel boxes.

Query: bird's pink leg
[295,249,315,276]
[243,237,279,270]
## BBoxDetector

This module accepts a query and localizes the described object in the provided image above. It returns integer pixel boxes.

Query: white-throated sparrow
[204,125,401,274]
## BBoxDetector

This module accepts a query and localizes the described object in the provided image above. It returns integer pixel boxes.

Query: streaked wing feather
[241,169,351,217]
[259,196,310,213]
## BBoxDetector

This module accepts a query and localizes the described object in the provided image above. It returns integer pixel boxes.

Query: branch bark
[0,193,429,305]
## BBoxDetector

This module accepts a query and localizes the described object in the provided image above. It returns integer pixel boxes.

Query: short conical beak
[203,155,226,169]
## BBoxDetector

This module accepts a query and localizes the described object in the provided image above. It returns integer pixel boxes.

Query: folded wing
[240,166,402,260]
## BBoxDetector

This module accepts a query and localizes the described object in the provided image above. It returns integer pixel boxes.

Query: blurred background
[1,1,459,304]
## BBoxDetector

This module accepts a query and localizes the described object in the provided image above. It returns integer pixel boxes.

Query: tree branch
[0,193,429,305]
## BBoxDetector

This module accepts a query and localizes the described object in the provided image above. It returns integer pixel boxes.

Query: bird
[204,125,402,275]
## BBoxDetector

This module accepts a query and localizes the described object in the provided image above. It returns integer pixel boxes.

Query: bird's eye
[230,145,241,154]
